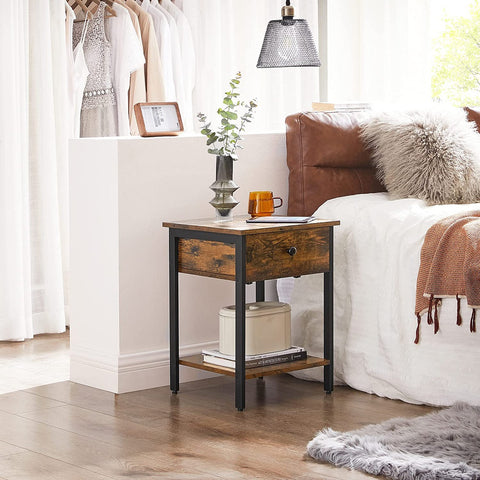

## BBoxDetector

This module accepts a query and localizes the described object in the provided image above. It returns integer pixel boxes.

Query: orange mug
[248,191,283,217]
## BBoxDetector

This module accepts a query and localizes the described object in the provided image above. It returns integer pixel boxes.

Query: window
[326,0,475,106]
[431,0,480,106]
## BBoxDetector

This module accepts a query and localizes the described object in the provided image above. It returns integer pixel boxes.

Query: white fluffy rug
[307,403,480,480]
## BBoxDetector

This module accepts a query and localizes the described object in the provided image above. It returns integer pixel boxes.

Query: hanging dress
[65,2,77,138]
[73,2,118,137]
[72,16,90,138]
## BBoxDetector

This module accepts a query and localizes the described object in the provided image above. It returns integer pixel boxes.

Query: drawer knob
[287,246,297,256]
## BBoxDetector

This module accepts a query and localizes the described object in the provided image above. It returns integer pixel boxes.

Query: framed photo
[134,102,184,137]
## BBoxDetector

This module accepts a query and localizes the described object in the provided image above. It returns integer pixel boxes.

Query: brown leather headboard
[286,111,384,216]
[286,108,480,216]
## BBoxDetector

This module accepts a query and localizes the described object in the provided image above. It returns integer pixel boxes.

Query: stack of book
[202,346,307,369]
[312,102,371,112]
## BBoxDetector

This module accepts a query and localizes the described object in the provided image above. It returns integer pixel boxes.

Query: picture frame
[134,102,184,137]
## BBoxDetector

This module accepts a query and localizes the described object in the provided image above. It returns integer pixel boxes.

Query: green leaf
[220,110,238,120]
[200,72,258,158]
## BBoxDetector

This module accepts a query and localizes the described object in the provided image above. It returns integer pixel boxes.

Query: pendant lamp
[257,0,321,68]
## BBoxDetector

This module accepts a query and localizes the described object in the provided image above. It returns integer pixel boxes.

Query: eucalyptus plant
[197,72,257,160]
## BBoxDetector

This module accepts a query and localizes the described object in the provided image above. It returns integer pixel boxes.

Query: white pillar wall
[69,133,287,393]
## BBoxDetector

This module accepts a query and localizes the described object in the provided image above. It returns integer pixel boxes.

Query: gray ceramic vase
[209,155,239,221]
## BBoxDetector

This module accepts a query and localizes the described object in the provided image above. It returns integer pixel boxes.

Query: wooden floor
[0,335,437,480]
[0,332,69,394]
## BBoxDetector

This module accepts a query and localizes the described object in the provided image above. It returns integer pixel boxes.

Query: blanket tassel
[414,314,421,344]
[456,294,462,326]
[427,294,434,325]
[471,308,476,333]
[434,298,440,334]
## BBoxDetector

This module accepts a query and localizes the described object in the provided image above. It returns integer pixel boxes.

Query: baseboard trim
[70,341,219,393]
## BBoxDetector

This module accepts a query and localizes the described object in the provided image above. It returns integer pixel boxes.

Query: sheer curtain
[0,0,67,341]
[182,0,320,132]
[327,0,434,105]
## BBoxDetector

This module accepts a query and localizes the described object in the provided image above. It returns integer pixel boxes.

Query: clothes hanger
[84,0,117,17]
[69,0,89,15]
[70,0,96,22]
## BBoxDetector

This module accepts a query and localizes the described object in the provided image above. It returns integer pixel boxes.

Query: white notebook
[246,216,315,224]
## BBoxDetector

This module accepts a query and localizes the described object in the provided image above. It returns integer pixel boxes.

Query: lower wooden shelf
[179,354,329,380]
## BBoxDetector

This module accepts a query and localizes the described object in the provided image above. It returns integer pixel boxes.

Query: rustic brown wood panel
[245,228,329,282]
[179,355,329,379]
[177,238,235,280]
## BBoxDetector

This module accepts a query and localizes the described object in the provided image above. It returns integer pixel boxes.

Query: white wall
[69,132,288,393]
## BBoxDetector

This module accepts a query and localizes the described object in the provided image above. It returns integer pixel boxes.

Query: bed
[279,108,480,406]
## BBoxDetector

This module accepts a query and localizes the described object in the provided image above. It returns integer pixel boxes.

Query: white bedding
[278,193,480,406]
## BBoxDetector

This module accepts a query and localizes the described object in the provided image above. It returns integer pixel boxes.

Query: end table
[162,216,339,411]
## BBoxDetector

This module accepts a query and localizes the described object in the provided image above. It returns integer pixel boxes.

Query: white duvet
[278,193,480,406]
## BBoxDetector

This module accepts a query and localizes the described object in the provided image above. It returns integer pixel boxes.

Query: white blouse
[141,0,175,101]
[105,3,145,136]
[154,1,186,126]
[161,0,195,130]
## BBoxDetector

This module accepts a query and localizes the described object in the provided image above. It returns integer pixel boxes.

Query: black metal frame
[168,225,335,411]
[323,227,334,393]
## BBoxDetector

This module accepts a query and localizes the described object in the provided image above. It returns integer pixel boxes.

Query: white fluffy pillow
[360,106,480,204]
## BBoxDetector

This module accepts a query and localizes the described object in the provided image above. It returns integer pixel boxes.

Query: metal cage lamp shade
[257,0,321,68]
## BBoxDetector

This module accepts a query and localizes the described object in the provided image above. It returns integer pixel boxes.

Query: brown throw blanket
[415,211,480,343]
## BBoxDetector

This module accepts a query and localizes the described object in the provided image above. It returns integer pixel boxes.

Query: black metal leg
[235,237,246,411]
[324,227,334,394]
[255,280,265,302]
[169,231,179,394]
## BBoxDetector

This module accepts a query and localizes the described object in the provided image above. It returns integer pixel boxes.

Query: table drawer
[245,228,329,282]
[177,238,235,280]
[177,227,330,282]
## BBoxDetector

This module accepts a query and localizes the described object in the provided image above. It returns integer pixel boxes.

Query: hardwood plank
[0,328,439,480]
[0,450,220,480]
[0,390,66,414]
[25,381,172,425]
[16,397,365,480]
[8,375,435,480]
[0,331,69,394]
[0,451,114,480]
[0,410,215,479]
[180,354,329,379]
[0,441,26,458]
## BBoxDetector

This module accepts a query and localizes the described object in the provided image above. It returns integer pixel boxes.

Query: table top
[163,215,340,236]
